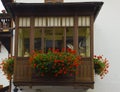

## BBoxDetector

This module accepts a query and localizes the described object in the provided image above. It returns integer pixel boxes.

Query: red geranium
[29,48,81,77]
[93,55,109,79]
[0,57,14,80]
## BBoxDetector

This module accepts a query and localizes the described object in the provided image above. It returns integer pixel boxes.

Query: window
[66,28,73,49]
[55,28,64,50]
[34,17,74,27]
[33,27,70,52]
[19,17,30,27]
[34,28,42,51]
[78,16,90,26]
[18,28,30,57]
[44,28,64,51]
[44,28,53,51]
[17,16,91,57]
[78,28,90,57]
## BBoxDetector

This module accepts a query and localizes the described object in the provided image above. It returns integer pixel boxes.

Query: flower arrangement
[29,48,81,77]
[0,57,14,80]
[93,55,109,79]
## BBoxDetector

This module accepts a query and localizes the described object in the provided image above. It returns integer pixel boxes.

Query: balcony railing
[13,57,94,89]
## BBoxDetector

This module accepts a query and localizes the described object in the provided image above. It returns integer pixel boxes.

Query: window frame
[16,16,92,58]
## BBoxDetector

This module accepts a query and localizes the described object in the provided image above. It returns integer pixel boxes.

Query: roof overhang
[1,1,103,21]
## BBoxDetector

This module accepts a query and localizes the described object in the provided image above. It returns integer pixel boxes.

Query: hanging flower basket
[29,48,82,77]
[0,57,14,80]
[93,55,109,79]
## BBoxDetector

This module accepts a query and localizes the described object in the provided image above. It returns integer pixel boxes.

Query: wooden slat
[13,58,94,88]
[0,85,3,89]
[76,61,93,82]
[13,58,31,83]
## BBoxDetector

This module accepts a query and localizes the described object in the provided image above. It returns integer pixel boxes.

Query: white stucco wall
[1,0,120,92]
[88,0,120,92]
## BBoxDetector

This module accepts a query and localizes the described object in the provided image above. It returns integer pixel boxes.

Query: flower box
[29,48,81,78]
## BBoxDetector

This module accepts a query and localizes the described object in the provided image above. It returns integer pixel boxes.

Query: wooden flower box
[13,57,94,88]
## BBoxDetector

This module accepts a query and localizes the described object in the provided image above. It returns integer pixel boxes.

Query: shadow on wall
[13,86,88,92]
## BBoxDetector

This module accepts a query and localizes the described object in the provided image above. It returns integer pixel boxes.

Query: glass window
[44,28,53,52]
[78,28,90,57]
[18,28,30,57]
[78,16,90,27]
[55,28,64,50]
[19,17,30,27]
[66,28,73,50]
[34,28,42,51]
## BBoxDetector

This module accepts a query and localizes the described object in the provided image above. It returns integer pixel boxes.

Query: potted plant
[0,57,14,80]
[29,48,81,77]
[93,55,109,79]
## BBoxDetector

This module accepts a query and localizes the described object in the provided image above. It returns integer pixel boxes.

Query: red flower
[30,48,82,77]
[64,71,67,74]
[34,64,37,68]
[54,73,58,77]
[93,55,109,79]
[41,73,44,77]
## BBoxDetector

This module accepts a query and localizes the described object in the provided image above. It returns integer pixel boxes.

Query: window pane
[78,16,90,27]
[43,17,46,26]
[78,28,90,57]
[86,16,90,26]
[44,28,53,52]
[35,17,39,27]
[19,17,30,27]
[48,17,54,27]
[66,28,73,50]
[34,28,42,51]
[55,28,64,50]
[62,17,66,26]
[66,17,70,26]
[69,17,74,26]
[19,18,23,27]
[18,28,30,57]
[82,17,86,26]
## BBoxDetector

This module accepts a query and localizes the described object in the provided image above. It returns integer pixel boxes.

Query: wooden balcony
[13,57,94,89]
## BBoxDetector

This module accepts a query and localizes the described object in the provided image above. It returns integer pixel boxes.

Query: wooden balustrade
[13,57,94,88]
[13,57,31,85]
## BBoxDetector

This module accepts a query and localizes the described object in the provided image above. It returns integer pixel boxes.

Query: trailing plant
[0,57,14,80]
[93,55,109,79]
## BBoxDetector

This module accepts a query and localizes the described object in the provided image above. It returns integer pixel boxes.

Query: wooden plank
[76,61,93,82]
[13,58,94,88]
[0,85,3,89]
[13,58,31,83]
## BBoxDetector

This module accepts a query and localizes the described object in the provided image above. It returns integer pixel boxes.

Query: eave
[1,1,103,21]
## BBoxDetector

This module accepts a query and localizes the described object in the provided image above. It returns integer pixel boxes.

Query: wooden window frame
[16,15,92,58]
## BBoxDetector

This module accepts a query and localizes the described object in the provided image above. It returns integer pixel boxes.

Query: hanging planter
[0,57,14,80]
[93,55,109,79]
